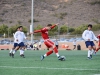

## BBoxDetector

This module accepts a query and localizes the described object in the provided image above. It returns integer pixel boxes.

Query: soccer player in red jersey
[31,23,63,61]
[95,34,100,53]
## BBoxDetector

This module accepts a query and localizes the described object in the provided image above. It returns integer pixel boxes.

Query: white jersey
[82,30,98,41]
[14,31,27,43]
[13,32,18,43]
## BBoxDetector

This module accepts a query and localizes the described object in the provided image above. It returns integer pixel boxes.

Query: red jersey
[97,34,100,40]
[34,25,56,40]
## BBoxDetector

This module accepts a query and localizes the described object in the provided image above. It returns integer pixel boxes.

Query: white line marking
[0,66,99,71]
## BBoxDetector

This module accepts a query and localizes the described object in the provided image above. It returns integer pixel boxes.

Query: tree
[60,25,67,34]
[69,28,75,33]
[72,24,87,34]
[0,24,8,35]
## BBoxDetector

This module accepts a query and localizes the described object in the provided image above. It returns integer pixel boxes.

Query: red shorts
[44,39,54,48]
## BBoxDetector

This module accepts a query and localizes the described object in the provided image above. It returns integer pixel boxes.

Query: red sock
[53,47,58,53]
[46,50,53,56]
[96,48,100,52]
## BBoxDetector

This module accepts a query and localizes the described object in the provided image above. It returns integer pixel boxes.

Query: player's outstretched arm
[30,30,41,34]
[51,23,59,29]
[34,30,41,33]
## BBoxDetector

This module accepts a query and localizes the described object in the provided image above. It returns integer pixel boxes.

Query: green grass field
[0,50,100,75]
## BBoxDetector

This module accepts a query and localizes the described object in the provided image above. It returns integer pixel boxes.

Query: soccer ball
[60,56,66,61]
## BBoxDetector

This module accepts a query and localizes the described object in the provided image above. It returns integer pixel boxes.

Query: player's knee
[22,47,25,50]
[88,46,92,50]
[52,45,56,48]
[93,46,96,50]
[49,47,53,50]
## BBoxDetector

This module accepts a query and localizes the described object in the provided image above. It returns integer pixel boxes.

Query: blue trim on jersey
[85,41,95,48]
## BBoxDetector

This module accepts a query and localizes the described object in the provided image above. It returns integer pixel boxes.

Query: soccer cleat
[58,56,66,61]
[22,54,25,58]
[9,53,12,57]
[87,57,92,60]
[11,53,14,58]
[20,54,25,58]
[90,55,92,58]
[20,55,22,57]
[41,55,44,61]
[58,56,63,61]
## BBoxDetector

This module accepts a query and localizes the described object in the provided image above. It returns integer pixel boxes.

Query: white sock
[20,50,24,55]
[88,50,91,57]
[44,54,47,57]
[9,49,13,53]
[56,53,60,57]
[22,50,24,54]
[90,49,94,55]
[20,50,22,55]
[13,50,16,54]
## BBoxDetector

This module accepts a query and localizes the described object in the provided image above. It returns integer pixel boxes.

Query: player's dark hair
[16,26,23,31]
[88,24,92,28]
[18,26,23,28]
[47,24,52,27]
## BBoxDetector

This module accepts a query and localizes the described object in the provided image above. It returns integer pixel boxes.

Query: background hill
[0,0,100,31]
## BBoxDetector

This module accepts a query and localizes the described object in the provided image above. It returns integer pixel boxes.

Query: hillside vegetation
[0,0,100,31]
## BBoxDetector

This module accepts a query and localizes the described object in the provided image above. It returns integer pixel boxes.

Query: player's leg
[19,42,25,58]
[9,43,17,56]
[43,49,53,57]
[11,43,20,58]
[95,42,100,53]
[52,44,66,61]
[41,41,53,60]
[19,48,22,56]
[41,40,62,61]
[9,47,14,56]
[12,46,19,58]
[20,48,25,58]
[91,41,96,55]
[96,46,100,52]
[88,46,92,59]
[47,40,60,57]
[85,41,92,59]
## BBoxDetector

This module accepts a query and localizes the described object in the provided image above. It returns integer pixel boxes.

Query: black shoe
[9,53,11,57]
[41,55,44,61]
[12,53,14,58]
[20,55,22,57]
[87,57,91,60]
[90,55,92,58]
[58,56,63,60]
[20,54,25,58]
[22,54,25,58]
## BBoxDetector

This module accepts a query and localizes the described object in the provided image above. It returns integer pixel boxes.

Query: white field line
[0,66,99,71]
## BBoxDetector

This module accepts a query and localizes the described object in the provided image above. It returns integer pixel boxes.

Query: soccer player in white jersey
[12,26,27,58]
[9,28,19,56]
[82,24,98,59]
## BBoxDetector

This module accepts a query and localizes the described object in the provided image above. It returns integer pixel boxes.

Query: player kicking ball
[31,23,65,61]
[82,24,98,59]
